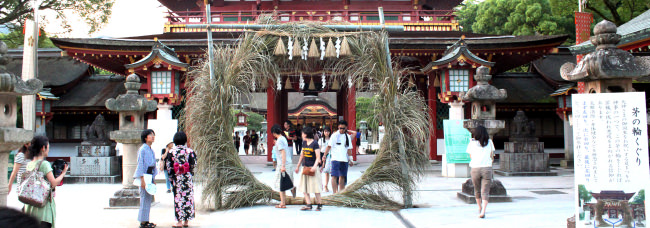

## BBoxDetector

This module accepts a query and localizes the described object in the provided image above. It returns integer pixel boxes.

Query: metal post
[205,2,215,82]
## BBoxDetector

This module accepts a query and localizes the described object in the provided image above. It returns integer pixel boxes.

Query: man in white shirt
[323,120,353,193]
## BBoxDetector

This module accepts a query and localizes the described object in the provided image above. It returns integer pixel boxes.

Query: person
[319,127,333,192]
[8,142,31,195]
[134,129,158,228]
[283,121,296,155]
[165,132,196,227]
[294,127,323,211]
[467,125,495,219]
[323,120,354,193]
[295,124,303,155]
[243,131,251,155]
[159,142,174,193]
[251,131,259,155]
[271,124,294,209]
[23,136,68,228]
[0,207,40,228]
[233,133,240,152]
[355,131,362,154]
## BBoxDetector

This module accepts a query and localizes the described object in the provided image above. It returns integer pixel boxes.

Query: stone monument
[495,111,556,176]
[456,66,512,203]
[0,41,43,206]
[106,74,157,207]
[67,114,120,183]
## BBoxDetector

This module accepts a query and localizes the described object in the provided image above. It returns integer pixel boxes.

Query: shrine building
[9,0,575,162]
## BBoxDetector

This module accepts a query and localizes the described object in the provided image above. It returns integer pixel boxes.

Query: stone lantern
[105,73,157,207]
[0,41,43,206]
[561,20,650,93]
[457,66,511,203]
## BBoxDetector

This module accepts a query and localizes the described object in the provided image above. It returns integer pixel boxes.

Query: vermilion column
[266,80,276,162]
[428,75,440,161]
[348,85,357,161]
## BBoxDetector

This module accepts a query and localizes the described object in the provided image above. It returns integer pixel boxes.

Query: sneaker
[167,189,171,193]
[271,169,276,171]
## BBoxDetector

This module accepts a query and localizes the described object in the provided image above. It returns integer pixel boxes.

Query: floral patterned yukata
[165,145,196,222]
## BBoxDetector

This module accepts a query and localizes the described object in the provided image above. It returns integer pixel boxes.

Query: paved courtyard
[6,160,575,228]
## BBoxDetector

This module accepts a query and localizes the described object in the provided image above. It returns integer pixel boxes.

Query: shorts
[330,161,349,177]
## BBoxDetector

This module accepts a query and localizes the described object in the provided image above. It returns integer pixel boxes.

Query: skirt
[298,166,322,194]
[274,164,294,191]
[322,154,332,174]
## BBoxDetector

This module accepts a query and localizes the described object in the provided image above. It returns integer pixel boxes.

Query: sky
[42,0,168,38]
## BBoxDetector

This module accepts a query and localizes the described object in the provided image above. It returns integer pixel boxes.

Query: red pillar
[428,74,440,161]
[347,84,357,161]
[266,80,276,162]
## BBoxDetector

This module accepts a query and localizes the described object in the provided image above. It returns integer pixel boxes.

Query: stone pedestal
[0,43,43,206]
[456,178,512,203]
[496,111,556,176]
[77,145,115,157]
[104,74,158,208]
[68,142,120,183]
[561,119,574,168]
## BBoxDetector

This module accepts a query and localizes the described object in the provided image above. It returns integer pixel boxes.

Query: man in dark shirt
[243,131,251,155]
[295,124,303,156]
[250,131,259,155]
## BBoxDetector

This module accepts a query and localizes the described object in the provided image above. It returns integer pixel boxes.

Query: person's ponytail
[26,136,49,160]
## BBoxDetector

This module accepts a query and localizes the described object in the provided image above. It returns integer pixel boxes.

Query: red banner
[575,12,593,93]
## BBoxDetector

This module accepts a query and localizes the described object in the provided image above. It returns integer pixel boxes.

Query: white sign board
[572,92,649,227]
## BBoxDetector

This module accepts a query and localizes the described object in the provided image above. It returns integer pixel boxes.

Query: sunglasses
[339,127,346,130]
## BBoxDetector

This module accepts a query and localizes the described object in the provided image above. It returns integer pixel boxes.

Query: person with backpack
[22,136,68,228]
[467,126,495,219]
[322,120,354,193]
[165,132,196,227]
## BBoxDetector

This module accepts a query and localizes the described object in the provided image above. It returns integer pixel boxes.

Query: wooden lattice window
[152,71,172,94]
[449,69,469,92]
[436,101,449,130]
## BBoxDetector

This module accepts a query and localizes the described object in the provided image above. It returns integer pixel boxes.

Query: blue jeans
[164,170,171,190]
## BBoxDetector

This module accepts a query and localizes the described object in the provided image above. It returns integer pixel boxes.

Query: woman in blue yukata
[135,129,158,228]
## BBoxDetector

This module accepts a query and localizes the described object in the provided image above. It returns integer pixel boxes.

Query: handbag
[280,172,294,191]
[18,160,52,208]
[302,166,315,176]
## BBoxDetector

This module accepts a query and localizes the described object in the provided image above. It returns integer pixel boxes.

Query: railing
[166,9,456,26]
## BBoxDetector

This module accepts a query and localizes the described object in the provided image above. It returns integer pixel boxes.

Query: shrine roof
[531,47,575,85]
[125,40,189,69]
[491,72,555,104]
[571,9,650,54]
[550,83,577,97]
[52,75,126,108]
[5,48,90,87]
[422,38,495,71]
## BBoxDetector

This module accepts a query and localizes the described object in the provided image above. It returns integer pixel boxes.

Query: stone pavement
[6,160,575,228]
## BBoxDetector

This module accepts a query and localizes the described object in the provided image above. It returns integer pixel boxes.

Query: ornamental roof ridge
[124,40,189,70]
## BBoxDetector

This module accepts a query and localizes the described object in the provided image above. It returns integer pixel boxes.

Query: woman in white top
[318,127,332,192]
[467,126,495,219]
[7,143,31,194]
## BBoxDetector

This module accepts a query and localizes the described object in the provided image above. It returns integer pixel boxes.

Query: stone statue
[512,111,535,138]
[82,114,110,145]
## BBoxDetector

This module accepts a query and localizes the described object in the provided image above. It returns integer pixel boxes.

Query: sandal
[275,204,287,209]
[316,204,323,211]
[300,204,312,211]
[140,222,156,228]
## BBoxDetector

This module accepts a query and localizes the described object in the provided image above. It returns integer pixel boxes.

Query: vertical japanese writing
[632,107,642,166]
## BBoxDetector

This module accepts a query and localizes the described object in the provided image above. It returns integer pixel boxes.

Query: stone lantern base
[456,179,512,203]
[108,187,156,207]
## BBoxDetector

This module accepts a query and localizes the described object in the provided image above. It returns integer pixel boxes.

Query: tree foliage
[578,184,593,206]
[0,28,54,48]
[0,0,115,34]
[457,0,649,44]
[356,96,379,130]
[632,189,645,205]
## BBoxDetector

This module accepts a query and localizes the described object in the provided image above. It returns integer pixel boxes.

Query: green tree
[632,189,645,205]
[0,28,55,48]
[0,0,114,34]
[245,112,265,132]
[578,184,593,206]
[356,96,379,130]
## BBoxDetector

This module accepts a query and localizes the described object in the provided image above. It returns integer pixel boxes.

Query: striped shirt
[14,152,31,183]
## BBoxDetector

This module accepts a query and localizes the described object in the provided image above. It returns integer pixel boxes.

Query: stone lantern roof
[560,20,650,82]
[461,66,507,102]
[0,42,42,96]
[104,74,157,112]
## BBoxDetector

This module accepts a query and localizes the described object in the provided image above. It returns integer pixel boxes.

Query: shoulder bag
[18,160,52,208]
